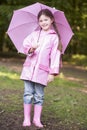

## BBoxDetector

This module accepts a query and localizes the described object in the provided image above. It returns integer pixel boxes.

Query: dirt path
[61,63,87,87]
[0,58,87,86]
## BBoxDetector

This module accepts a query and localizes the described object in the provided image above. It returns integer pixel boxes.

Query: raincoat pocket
[39,64,49,72]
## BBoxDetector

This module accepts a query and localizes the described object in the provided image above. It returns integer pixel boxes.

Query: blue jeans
[23,80,45,106]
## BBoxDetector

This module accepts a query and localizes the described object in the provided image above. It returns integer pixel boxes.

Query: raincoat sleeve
[49,37,61,75]
[23,33,33,55]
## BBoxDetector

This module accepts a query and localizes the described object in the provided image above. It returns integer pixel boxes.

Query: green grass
[0,66,23,112]
[0,66,87,128]
[44,78,87,128]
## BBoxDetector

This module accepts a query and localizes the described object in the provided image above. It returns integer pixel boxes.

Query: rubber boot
[33,105,43,128]
[23,104,32,127]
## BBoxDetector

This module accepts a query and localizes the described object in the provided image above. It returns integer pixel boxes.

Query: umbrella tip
[53,7,56,9]
[5,32,8,34]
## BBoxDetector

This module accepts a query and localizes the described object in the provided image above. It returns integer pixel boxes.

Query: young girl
[20,8,62,128]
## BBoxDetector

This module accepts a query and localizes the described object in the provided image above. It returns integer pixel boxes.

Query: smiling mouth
[42,25,48,27]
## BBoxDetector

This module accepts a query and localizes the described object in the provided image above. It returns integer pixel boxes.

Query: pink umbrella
[7,2,74,54]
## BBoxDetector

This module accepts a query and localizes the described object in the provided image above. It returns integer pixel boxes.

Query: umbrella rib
[55,22,72,30]
[8,21,37,32]
[19,10,37,21]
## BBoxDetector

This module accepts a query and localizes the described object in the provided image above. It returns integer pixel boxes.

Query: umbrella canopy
[7,2,74,54]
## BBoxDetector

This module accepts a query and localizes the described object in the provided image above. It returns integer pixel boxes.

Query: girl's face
[38,14,53,31]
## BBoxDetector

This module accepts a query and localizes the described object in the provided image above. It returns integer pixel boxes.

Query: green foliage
[0,0,87,55]
[63,54,87,69]
[0,5,23,52]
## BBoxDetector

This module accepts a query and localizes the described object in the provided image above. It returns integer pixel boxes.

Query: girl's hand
[28,44,39,54]
[28,47,36,54]
[47,75,54,83]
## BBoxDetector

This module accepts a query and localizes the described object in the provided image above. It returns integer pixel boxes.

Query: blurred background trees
[0,0,87,55]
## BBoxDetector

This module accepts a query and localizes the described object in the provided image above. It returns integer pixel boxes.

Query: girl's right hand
[28,44,39,54]
[28,47,36,54]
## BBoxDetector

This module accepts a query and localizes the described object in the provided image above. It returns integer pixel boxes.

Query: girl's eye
[44,19,48,21]
[39,20,42,22]
[39,19,48,23]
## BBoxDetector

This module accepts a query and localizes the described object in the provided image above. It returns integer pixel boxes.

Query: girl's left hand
[47,75,54,83]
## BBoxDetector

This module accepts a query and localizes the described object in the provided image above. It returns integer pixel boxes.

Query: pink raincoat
[20,29,61,86]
